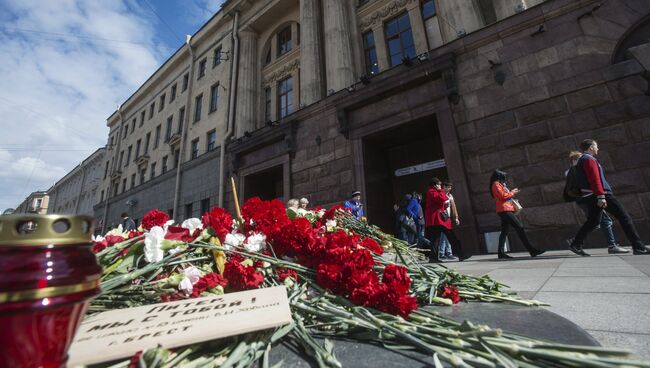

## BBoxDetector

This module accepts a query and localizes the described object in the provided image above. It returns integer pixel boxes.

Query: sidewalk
[443,249,650,360]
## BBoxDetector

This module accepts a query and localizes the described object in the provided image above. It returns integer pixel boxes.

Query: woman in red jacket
[490,170,545,259]
[425,177,469,262]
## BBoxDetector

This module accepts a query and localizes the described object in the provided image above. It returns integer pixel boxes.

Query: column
[299,0,324,106]
[372,23,390,71]
[435,0,483,43]
[236,29,258,137]
[322,0,355,92]
[407,2,429,54]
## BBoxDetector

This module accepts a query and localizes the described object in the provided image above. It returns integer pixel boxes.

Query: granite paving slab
[539,276,650,293]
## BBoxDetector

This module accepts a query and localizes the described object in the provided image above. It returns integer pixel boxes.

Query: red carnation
[127,230,144,239]
[440,284,462,304]
[142,209,170,230]
[382,264,411,295]
[128,351,143,368]
[164,226,195,242]
[276,267,298,282]
[241,197,290,236]
[191,273,228,297]
[201,207,233,242]
[224,260,264,291]
[360,237,384,255]
[272,218,318,259]
[160,292,183,303]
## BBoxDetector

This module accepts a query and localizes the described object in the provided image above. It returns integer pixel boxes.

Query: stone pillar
[322,0,355,92]
[372,23,390,72]
[236,29,258,137]
[436,0,484,43]
[407,2,429,55]
[300,0,324,106]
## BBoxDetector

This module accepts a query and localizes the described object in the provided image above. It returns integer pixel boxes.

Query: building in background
[95,0,650,253]
[47,148,106,217]
[15,191,49,214]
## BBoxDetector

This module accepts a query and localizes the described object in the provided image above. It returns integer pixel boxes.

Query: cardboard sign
[394,159,446,177]
[68,286,292,366]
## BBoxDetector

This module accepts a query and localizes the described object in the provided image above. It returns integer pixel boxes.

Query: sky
[0,0,226,211]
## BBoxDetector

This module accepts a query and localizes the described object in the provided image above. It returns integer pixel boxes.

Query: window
[191,138,199,159]
[135,139,141,158]
[174,149,180,168]
[165,116,173,141]
[194,95,202,122]
[185,203,193,219]
[139,168,146,185]
[178,107,185,133]
[182,73,189,91]
[201,198,210,216]
[210,84,219,112]
[131,174,136,189]
[144,132,151,155]
[422,0,436,20]
[363,31,379,75]
[122,178,127,193]
[140,111,146,127]
[150,163,156,180]
[385,13,416,67]
[277,77,293,119]
[277,26,292,57]
[126,146,132,166]
[264,87,272,122]
[104,161,109,179]
[198,58,207,79]
[34,198,43,209]
[159,93,166,111]
[170,83,177,102]
[264,48,271,65]
[206,130,216,151]
[113,184,118,197]
[162,156,168,173]
[122,125,128,139]
[213,46,222,67]
[131,118,136,134]
[149,102,155,119]
[118,150,124,168]
[100,190,104,202]
[154,125,161,148]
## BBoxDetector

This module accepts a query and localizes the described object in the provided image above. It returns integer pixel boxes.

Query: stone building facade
[47,148,105,217]
[96,0,650,254]
[15,191,49,214]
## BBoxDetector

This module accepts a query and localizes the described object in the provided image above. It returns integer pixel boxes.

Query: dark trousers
[573,194,644,248]
[426,226,463,260]
[498,212,536,254]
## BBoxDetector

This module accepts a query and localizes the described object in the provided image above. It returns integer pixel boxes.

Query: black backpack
[563,166,581,202]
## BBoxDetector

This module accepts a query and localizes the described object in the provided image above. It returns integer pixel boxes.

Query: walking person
[425,178,470,262]
[568,139,650,256]
[397,194,417,244]
[438,182,459,261]
[121,212,136,231]
[565,151,628,255]
[490,170,545,259]
[410,192,431,248]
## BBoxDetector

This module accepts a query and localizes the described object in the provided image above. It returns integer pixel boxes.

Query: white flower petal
[144,226,165,263]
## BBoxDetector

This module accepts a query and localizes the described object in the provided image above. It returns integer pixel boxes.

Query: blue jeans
[438,233,453,258]
[578,202,616,246]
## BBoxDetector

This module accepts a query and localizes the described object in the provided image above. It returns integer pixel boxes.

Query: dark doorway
[244,165,284,200]
[362,115,447,233]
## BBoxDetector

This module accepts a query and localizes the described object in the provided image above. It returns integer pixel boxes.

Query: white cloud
[0,0,167,211]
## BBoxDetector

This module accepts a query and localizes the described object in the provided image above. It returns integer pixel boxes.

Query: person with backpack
[564,151,628,255]
[568,139,649,256]
[490,170,545,259]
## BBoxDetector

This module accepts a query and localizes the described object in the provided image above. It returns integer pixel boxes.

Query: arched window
[612,16,650,64]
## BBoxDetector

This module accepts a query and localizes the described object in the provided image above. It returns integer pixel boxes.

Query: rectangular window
[140,168,146,185]
[277,77,293,119]
[162,156,168,173]
[206,130,216,152]
[193,95,202,122]
[130,174,136,189]
[363,31,379,75]
[277,26,292,57]
[191,138,199,159]
[165,116,173,141]
[135,139,141,158]
[182,73,189,91]
[185,203,193,219]
[126,146,132,166]
[100,190,104,202]
[144,132,151,155]
[159,93,166,111]
[264,87,272,123]
[198,58,207,79]
[154,125,161,148]
[113,184,118,196]
[210,84,219,112]
[122,178,127,193]
[131,118,136,134]
[118,150,124,168]
[201,198,210,216]
[174,149,180,168]
[150,162,156,180]
[104,161,109,179]
[422,0,436,20]
[140,111,146,126]
[178,107,185,133]
[149,102,155,119]
[213,46,222,67]
[385,13,416,67]
[170,83,177,102]
[122,124,128,139]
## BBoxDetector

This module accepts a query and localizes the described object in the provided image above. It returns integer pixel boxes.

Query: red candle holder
[0,215,101,368]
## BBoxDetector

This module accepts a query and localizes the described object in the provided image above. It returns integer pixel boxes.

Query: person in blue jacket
[344,191,364,219]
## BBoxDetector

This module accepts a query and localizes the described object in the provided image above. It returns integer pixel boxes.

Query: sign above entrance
[394,159,446,177]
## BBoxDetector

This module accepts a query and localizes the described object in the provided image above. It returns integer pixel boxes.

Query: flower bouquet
[87,197,649,368]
